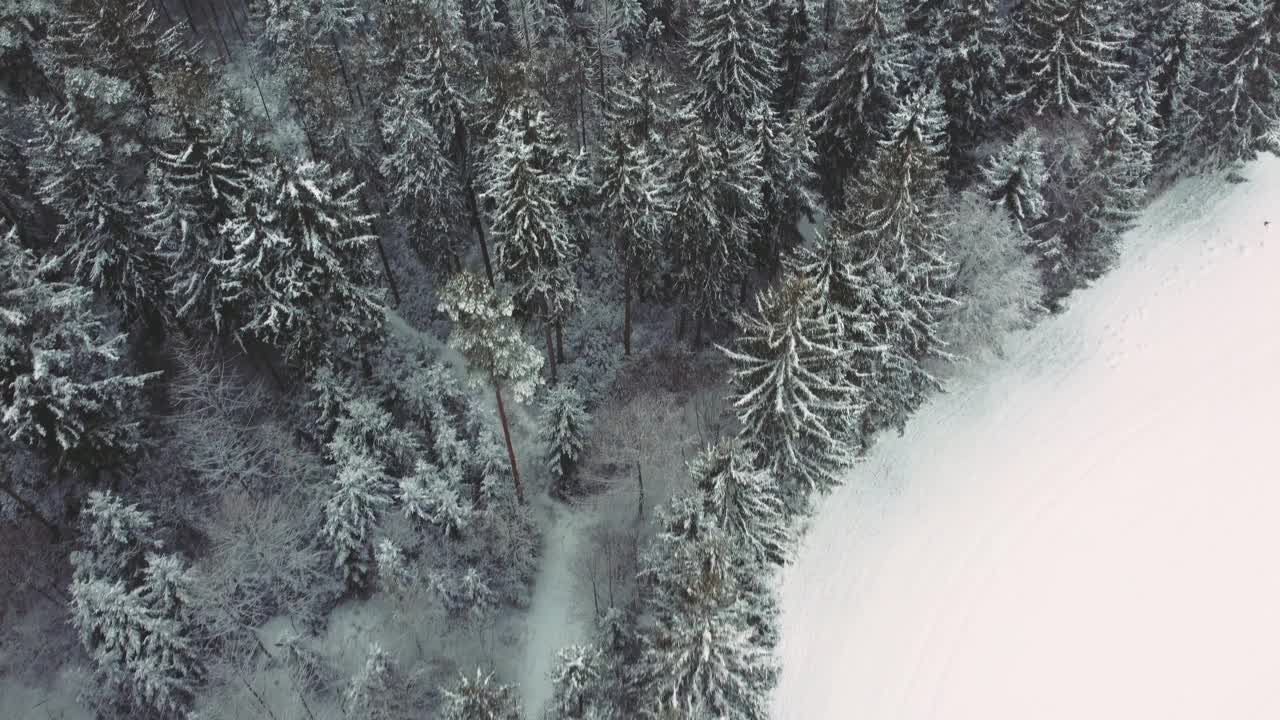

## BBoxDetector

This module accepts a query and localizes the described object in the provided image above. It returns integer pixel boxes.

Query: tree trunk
[623,268,633,355]
[330,33,360,110]
[372,235,401,306]
[154,0,176,27]
[180,0,201,37]
[467,181,496,286]
[544,322,558,385]
[0,476,60,542]
[251,69,273,123]
[555,319,565,364]
[494,382,525,504]
[694,313,705,348]
[676,307,687,341]
[635,461,645,523]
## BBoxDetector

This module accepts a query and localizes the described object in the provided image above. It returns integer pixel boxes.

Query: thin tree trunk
[226,0,247,42]
[555,319,565,364]
[494,382,525,504]
[623,268,633,355]
[179,0,201,36]
[154,0,176,27]
[372,235,401,307]
[0,476,60,542]
[207,1,232,61]
[635,461,644,523]
[544,323,558,385]
[694,314,705,347]
[330,33,361,109]
[251,69,273,123]
[676,307,687,341]
[467,181,495,286]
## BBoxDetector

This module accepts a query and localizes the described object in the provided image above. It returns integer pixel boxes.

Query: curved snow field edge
[773,157,1280,719]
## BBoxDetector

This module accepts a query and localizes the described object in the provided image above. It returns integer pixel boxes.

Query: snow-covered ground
[773,157,1280,720]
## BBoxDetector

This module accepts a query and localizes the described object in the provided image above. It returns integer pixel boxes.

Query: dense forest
[1,0,1278,718]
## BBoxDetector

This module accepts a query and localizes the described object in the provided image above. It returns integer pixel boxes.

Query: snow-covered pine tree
[438,271,545,504]
[47,0,193,118]
[746,104,818,274]
[218,159,387,373]
[1008,0,1128,117]
[808,0,906,201]
[486,104,580,379]
[686,0,780,129]
[23,103,163,324]
[400,460,472,538]
[379,79,469,271]
[691,439,791,565]
[1145,0,1208,172]
[328,396,422,478]
[1191,0,1280,167]
[71,490,160,583]
[773,0,813,119]
[597,123,670,354]
[605,62,683,150]
[721,274,859,508]
[323,452,395,590]
[978,127,1048,231]
[143,112,258,333]
[540,385,591,497]
[847,86,953,292]
[550,644,604,719]
[635,520,777,720]
[0,227,158,471]
[69,493,204,718]
[931,0,1006,171]
[508,0,569,54]
[1036,93,1153,303]
[441,669,523,720]
[667,126,763,345]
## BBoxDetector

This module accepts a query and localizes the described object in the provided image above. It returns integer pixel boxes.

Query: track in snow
[773,157,1280,720]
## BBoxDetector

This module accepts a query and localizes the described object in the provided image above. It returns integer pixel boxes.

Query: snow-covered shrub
[550,644,604,719]
[440,669,523,720]
[323,453,395,591]
[938,192,1044,359]
[400,461,471,538]
[344,643,412,720]
[560,288,625,406]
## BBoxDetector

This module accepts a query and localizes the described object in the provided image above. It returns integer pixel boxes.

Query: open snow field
[773,157,1280,720]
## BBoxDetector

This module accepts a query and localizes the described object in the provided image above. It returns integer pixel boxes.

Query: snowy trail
[773,157,1280,720]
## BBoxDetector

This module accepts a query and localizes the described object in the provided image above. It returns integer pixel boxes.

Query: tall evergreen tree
[1145,0,1208,170]
[636,519,776,720]
[143,111,257,333]
[808,0,905,201]
[438,271,544,504]
[605,62,683,150]
[1192,0,1280,166]
[218,160,387,372]
[0,224,157,472]
[597,124,670,354]
[486,104,581,379]
[931,0,1007,169]
[686,0,780,129]
[23,103,163,323]
[1009,0,1127,116]
[690,439,791,565]
[978,127,1048,231]
[1036,94,1153,303]
[540,385,591,497]
[668,126,763,345]
[722,275,859,507]
[324,453,394,590]
[847,87,952,290]
[773,0,814,118]
[747,105,819,274]
[380,78,470,270]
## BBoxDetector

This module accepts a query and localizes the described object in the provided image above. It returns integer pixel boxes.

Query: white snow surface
[774,157,1280,720]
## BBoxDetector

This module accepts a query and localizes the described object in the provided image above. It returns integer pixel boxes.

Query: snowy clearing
[773,157,1280,720]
